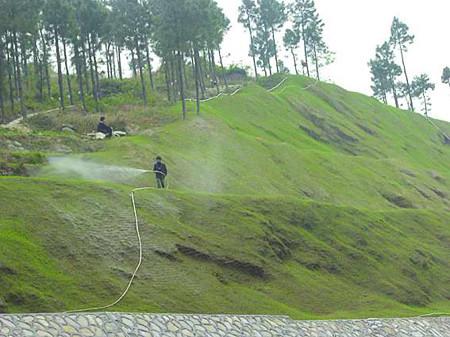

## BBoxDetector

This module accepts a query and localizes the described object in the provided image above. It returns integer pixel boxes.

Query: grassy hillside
[1,76,449,318]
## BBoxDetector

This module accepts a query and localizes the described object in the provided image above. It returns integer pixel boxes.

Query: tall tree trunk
[245,10,259,78]
[91,36,100,104]
[170,55,178,100]
[117,46,123,80]
[301,18,310,77]
[422,91,428,116]
[313,43,320,81]
[6,42,15,113]
[130,48,137,78]
[190,52,196,79]
[164,59,171,102]
[54,28,65,111]
[39,50,45,101]
[134,37,147,106]
[10,34,18,95]
[112,46,116,79]
[399,45,414,112]
[177,50,186,119]
[62,38,74,105]
[106,43,112,79]
[81,40,90,93]
[32,35,43,101]
[291,48,299,75]
[210,50,220,94]
[182,55,188,90]
[145,44,155,90]
[197,56,206,98]
[87,35,98,110]
[206,50,213,81]
[0,42,5,123]
[40,29,51,99]
[271,26,280,73]
[218,48,228,91]
[267,56,272,76]
[390,78,399,108]
[20,35,29,90]
[74,40,87,112]
[13,31,25,117]
[194,47,201,114]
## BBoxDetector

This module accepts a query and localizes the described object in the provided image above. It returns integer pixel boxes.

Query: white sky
[217,0,450,122]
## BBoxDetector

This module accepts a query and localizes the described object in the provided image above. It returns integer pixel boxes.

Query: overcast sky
[216,0,450,122]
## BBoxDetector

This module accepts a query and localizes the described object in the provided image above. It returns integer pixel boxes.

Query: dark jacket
[153,162,168,179]
[97,122,113,136]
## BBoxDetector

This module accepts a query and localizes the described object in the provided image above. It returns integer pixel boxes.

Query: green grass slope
[1,76,449,318]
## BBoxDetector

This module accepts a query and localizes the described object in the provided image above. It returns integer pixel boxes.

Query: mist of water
[47,157,150,182]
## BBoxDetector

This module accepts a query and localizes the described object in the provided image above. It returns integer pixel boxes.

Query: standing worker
[153,156,168,189]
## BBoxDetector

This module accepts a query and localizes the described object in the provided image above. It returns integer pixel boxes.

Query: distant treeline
[1,0,447,122]
[0,0,336,121]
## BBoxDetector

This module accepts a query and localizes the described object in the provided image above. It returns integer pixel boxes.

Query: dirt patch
[176,244,267,278]
[295,253,341,274]
[308,86,354,118]
[382,193,415,209]
[400,168,416,177]
[260,221,299,261]
[250,122,285,142]
[414,187,432,200]
[299,125,326,143]
[431,188,448,199]
[356,123,377,136]
[299,109,359,151]
[153,248,178,261]
[0,263,16,275]
[429,171,446,184]
[409,249,434,270]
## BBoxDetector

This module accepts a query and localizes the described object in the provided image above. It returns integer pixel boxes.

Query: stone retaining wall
[0,313,448,337]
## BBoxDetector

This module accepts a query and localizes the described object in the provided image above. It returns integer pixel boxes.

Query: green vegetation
[0,76,449,318]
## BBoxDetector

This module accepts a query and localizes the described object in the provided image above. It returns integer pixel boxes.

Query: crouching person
[97,116,113,138]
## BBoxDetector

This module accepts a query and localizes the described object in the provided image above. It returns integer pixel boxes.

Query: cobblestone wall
[0,313,448,337]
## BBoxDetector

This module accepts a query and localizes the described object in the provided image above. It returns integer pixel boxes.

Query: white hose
[418,312,450,317]
[63,78,316,313]
[65,171,168,313]
[64,81,446,318]
[230,87,242,96]
[267,77,288,92]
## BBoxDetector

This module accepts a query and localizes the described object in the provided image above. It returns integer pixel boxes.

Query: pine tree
[396,82,412,110]
[390,17,415,111]
[442,67,450,87]
[43,0,75,111]
[290,0,314,77]
[238,0,259,78]
[257,0,286,73]
[369,42,402,108]
[369,60,389,104]
[306,11,332,81]
[253,18,275,76]
[283,29,300,75]
[411,74,435,116]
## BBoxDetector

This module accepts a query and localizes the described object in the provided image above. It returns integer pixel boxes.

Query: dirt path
[1,106,75,131]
